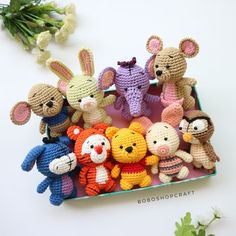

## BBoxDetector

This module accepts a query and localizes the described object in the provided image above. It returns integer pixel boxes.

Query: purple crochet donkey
[98,57,160,121]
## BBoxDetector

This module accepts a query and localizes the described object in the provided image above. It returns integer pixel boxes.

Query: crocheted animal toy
[105,122,158,190]
[47,48,116,128]
[137,103,193,183]
[10,84,72,137]
[67,123,116,196]
[146,35,199,110]
[98,57,160,121]
[21,136,77,206]
[179,110,220,172]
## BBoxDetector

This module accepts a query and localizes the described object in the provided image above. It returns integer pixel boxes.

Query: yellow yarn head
[106,122,147,164]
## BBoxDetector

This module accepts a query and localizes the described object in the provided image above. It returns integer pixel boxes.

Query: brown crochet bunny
[10,84,72,137]
[146,35,199,110]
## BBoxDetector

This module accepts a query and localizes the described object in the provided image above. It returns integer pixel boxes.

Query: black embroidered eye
[153,141,157,144]
[137,85,142,89]
[78,99,82,102]
[179,127,182,130]
[39,104,43,107]
[120,145,123,149]
[194,126,198,130]
[90,145,94,149]
[166,65,170,69]
[51,97,54,100]
[124,88,128,92]
[155,65,159,68]
[133,143,136,146]
[90,95,94,98]
[101,142,105,145]
[164,137,168,141]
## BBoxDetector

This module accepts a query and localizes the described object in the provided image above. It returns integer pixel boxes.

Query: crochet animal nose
[94,145,103,155]
[156,70,162,76]
[157,145,169,155]
[46,101,53,108]
[125,146,133,153]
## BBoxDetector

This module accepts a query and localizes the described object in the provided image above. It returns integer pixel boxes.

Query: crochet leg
[177,166,189,179]
[143,103,151,117]
[120,178,133,190]
[50,194,64,206]
[159,173,172,183]
[84,123,92,129]
[139,175,152,188]
[121,108,133,121]
[151,164,158,175]
[104,179,116,192]
[85,183,100,196]
[193,160,202,169]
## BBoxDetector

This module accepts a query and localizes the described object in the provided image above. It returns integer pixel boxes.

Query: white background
[0,0,236,235]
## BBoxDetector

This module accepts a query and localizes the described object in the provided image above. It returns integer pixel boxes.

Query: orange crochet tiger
[67,123,116,196]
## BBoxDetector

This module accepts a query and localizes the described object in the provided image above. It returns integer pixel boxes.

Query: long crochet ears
[78,48,95,76]
[47,59,74,96]
[161,103,184,127]
[21,145,45,171]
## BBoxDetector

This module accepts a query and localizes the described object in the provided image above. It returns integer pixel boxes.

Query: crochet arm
[111,164,121,179]
[203,142,220,162]
[104,161,114,170]
[39,120,46,134]
[37,177,50,193]
[145,155,159,165]
[79,166,90,186]
[175,150,193,163]
[178,78,197,87]
[114,96,125,110]
[99,94,116,108]
[144,93,160,103]
[71,110,82,123]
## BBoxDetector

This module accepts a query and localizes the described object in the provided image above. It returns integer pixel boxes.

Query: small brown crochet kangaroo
[146,35,199,110]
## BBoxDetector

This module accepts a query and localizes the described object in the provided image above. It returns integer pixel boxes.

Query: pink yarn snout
[157,145,169,156]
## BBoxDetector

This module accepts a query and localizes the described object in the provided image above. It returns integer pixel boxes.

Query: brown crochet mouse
[10,84,72,137]
[146,35,199,110]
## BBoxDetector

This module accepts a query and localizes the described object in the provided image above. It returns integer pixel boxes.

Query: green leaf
[9,0,21,12]
[197,229,206,236]
[207,235,215,236]
[175,213,196,236]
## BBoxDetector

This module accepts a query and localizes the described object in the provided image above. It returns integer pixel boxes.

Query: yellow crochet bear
[106,122,158,190]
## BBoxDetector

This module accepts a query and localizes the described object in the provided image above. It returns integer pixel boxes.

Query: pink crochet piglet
[134,104,193,183]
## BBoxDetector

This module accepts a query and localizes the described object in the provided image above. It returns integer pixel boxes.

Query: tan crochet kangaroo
[146,35,199,110]
[47,48,115,128]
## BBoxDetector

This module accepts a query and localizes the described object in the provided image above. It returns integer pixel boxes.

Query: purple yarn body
[115,62,159,120]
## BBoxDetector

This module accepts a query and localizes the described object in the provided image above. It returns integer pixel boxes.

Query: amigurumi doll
[47,48,116,128]
[146,35,199,110]
[10,84,72,137]
[21,136,77,206]
[179,110,220,172]
[136,103,193,183]
[98,57,160,121]
[105,122,158,190]
[67,123,116,196]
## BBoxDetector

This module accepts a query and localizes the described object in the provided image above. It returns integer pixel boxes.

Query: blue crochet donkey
[21,136,78,206]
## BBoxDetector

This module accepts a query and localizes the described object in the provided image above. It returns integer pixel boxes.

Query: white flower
[36,49,51,65]
[212,207,223,219]
[64,14,76,25]
[65,4,76,15]
[55,29,69,44]
[196,215,209,226]
[36,31,52,49]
